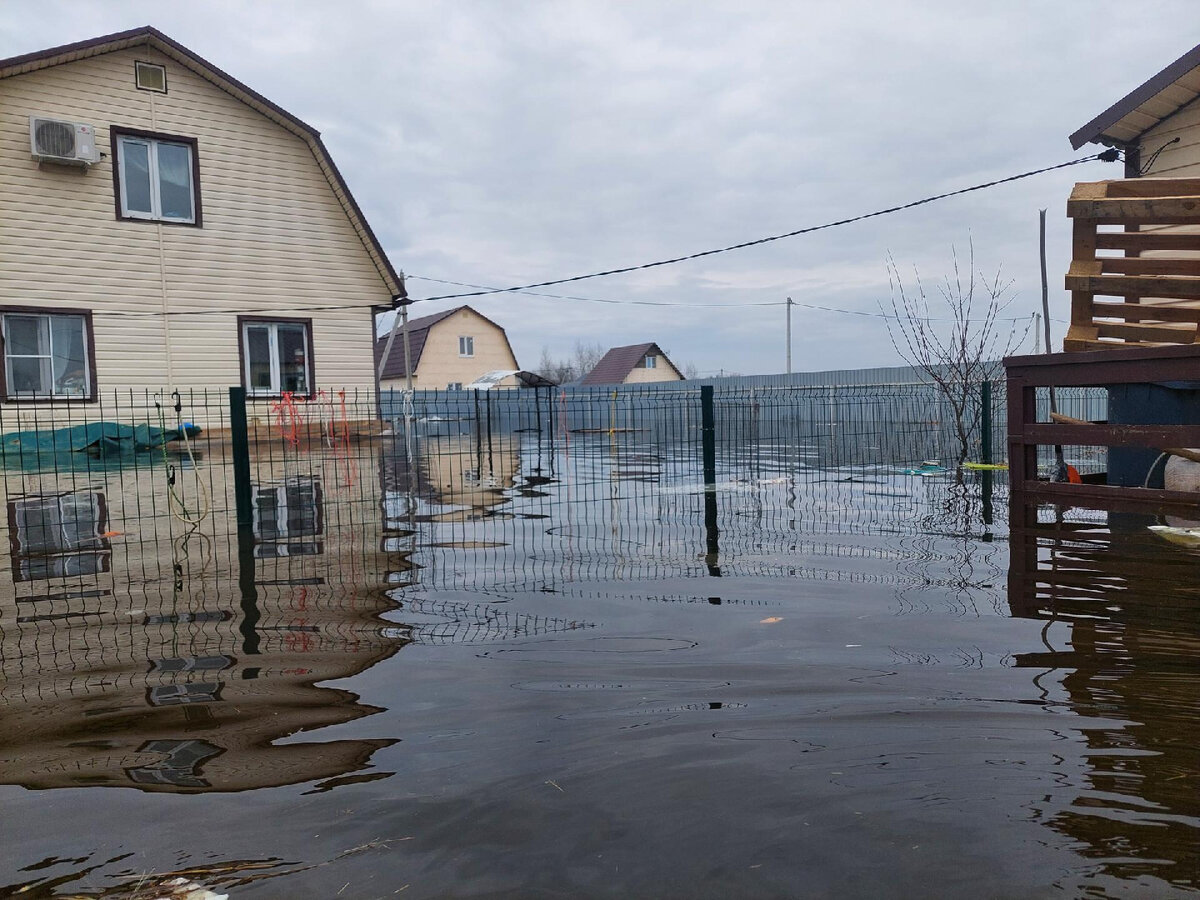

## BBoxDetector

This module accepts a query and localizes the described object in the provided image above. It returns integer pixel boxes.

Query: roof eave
[1068,42,1200,150]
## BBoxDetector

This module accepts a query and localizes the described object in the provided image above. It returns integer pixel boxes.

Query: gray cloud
[3,0,1192,374]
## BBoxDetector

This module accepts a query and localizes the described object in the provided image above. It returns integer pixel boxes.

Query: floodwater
[0,429,1197,899]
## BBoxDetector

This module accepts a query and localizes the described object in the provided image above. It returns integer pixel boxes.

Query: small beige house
[0,27,404,417]
[579,342,683,385]
[377,306,518,391]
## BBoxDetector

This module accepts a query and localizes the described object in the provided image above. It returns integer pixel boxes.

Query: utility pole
[785,296,794,374]
[376,272,413,389]
[400,301,413,392]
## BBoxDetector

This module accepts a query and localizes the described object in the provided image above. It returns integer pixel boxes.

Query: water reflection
[7,491,111,581]
[252,474,323,557]
[0,472,406,793]
[382,433,519,524]
[1008,502,1200,889]
[1,416,1196,895]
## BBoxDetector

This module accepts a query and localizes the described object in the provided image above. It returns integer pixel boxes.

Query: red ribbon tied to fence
[270,391,303,447]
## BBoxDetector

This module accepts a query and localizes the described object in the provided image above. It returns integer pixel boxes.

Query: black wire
[408,273,1038,322]
[415,153,1115,303]
[407,274,781,308]
[51,153,1113,319]
[1138,137,1181,176]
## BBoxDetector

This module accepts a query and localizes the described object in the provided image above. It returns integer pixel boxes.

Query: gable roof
[580,342,681,385]
[1070,42,1200,150]
[0,26,405,301]
[376,305,516,380]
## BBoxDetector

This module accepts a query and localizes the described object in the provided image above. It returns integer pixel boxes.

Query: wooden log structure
[1004,343,1200,510]
[1065,178,1200,351]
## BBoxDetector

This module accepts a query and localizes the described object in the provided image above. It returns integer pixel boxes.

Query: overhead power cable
[409,274,1060,323]
[407,275,781,308]
[415,151,1119,303]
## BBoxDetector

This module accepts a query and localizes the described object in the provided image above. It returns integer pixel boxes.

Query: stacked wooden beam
[1065,178,1200,351]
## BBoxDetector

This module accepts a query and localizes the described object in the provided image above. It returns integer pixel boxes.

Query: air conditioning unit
[29,116,101,166]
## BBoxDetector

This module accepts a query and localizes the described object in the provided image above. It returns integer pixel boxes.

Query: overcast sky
[3,2,1194,375]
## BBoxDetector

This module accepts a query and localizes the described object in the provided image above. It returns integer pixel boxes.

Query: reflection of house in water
[1007,507,1200,889]
[0,577,407,792]
[381,433,519,524]
[0,472,409,793]
[253,475,323,557]
[7,491,110,580]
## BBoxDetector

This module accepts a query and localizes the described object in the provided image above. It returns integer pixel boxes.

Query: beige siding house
[580,342,683,385]
[0,27,404,421]
[377,306,519,391]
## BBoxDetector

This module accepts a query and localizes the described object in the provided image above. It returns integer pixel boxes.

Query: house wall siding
[380,309,517,390]
[624,363,682,384]
[1141,94,1200,177]
[0,46,389,423]
[1134,97,1200,279]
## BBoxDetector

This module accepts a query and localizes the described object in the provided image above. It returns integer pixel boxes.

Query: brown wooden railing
[1004,344,1200,510]
[1065,178,1200,351]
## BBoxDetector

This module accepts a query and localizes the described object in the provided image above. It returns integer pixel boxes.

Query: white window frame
[1,311,92,400]
[241,320,313,397]
[645,355,657,368]
[134,61,168,93]
[458,336,474,357]
[116,134,196,223]
[447,382,463,390]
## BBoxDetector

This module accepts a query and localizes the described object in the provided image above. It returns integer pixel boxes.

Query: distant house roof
[580,342,682,385]
[376,305,516,380]
[1069,42,1200,150]
[0,26,405,301]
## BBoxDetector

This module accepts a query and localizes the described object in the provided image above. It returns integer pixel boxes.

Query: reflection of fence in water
[1005,504,1200,887]
[0,382,1026,796]
[389,594,595,645]
[393,430,1010,593]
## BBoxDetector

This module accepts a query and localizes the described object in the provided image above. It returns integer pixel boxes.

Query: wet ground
[0,432,1197,898]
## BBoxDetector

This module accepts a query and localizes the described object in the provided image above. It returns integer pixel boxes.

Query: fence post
[701,385,720,575]
[228,386,260,653]
[229,386,253,529]
[701,385,716,486]
[980,379,993,465]
[980,379,994,530]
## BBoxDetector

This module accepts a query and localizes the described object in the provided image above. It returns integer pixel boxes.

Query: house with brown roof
[579,342,683,385]
[0,27,404,417]
[376,305,518,390]
[1070,42,1200,177]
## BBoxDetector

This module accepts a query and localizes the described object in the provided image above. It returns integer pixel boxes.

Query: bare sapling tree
[536,340,608,384]
[882,241,1029,469]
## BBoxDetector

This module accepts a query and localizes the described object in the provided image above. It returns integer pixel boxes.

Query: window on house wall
[134,61,167,93]
[240,319,312,396]
[645,355,657,368]
[459,336,474,357]
[114,131,198,224]
[1,310,93,400]
[447,382,463,390]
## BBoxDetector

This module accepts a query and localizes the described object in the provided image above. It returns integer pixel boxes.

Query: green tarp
[0,422,201,469]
